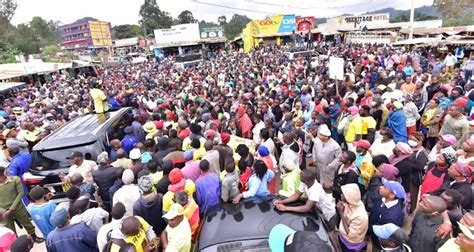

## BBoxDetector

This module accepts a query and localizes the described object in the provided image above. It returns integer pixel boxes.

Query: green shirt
[0,176,24,211]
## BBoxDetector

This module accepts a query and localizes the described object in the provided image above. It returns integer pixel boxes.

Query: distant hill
[315,5,441,25]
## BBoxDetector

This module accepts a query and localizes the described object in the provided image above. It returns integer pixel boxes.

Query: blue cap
[257,146,270,157]
[184,149,194,160]
[269,224,295,252]
[373,223,408,245]
[382,178,406,199]
[50,207,68,227]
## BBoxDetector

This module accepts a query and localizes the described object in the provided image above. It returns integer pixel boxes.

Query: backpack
[102,230,134,252]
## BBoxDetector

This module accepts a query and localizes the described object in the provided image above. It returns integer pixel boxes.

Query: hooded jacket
[339,184,369,244]
[133,192,167,236]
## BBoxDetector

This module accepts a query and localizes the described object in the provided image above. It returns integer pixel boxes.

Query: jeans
[465,70,473,83]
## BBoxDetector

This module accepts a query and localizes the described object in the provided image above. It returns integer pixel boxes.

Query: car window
[106,110,133,142]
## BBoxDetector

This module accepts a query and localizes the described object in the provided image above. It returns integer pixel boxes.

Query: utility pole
[409,0,415,40]
[143,23,149,54]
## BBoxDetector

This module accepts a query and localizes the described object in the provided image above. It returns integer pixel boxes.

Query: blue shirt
[108,98,121,110]
[27,202,57,237]
[8,152,32,178]
[242,170,275,199]
[46,222,98,252]
[122,134,139,155]
[195,172,221,215]
[403,66,414,76]
[387,109,407,143]
[9,152,32,204]
[355,154,365,185]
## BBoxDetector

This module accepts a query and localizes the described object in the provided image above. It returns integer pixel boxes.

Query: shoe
[32,236,44,243]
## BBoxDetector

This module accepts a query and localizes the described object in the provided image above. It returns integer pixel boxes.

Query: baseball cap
[163,203,184,220]
[354,139,371,150]
[382,178,406,199]
[269,224,333,252]
[66,151,83,159]
[440,134,457,145]
[373,223,409,246]
[50,207,68,227]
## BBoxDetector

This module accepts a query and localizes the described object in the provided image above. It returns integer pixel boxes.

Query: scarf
[389,142,413,165]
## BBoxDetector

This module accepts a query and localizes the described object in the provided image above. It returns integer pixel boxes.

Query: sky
[11,0,434,26]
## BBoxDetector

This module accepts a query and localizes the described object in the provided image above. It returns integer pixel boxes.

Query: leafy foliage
[177,10,197,24]
[139,0,173,34]
[223,14,251,40]
[112,24,144,39]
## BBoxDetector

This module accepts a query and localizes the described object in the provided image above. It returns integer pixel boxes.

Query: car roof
[198,196,329,250]
[33,108,132,151]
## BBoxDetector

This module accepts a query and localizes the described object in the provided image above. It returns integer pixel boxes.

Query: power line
[191,0,282,15]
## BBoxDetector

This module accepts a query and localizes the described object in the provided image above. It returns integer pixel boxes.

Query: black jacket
[92,165,116,204]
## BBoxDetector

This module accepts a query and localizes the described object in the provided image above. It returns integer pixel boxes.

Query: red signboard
[296,16,315,32]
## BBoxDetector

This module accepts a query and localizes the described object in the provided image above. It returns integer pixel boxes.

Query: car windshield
[201,239,271,252]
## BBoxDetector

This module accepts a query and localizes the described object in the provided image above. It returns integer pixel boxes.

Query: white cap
[129,148,141,160]
[318,124,331,137]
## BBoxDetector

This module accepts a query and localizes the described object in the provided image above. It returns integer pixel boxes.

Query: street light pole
[143,23,149,53]
[409,0,415,40]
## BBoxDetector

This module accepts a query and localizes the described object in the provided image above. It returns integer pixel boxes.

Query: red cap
[220,132,230,144]
[154,121,164,129]
[354,140,371,150]
[205,130,216,138]
[237,107,245,114]
[169,168,183,184]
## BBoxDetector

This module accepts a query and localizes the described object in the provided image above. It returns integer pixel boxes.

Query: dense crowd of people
[0,42,474,252]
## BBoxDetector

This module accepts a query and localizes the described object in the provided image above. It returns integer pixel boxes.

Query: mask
[330,101,335,105]
[408,140,418,147]
[371,101,377,107]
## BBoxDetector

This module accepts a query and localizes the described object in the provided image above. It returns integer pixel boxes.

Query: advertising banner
[330,13,390,30]
[251,15,296,35]
[154,23,200,44]
[199,25,224,39]
[296,16,315,32]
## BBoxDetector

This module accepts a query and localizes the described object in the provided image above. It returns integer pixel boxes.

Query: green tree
[112,24,144,39]
[0,0,17,21]
[139,0,173,34]
[42,44,60,56]
[0,0,17,38]
[433,0,474,20]
[6,16,60,54]
[7,23,38,54]
[391,11,439,23]
[177,10,196,24]
[30,17,60,46]
[223,14,251,40]
[199,20,218,29]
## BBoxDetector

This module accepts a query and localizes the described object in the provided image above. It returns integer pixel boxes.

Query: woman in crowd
[232,159,275,203]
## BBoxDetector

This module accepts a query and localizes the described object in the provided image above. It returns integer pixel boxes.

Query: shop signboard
[296,16,315,32]
[154,23,200,44]
[251,15,296,35]
[199,25,224,39]
[326,13,390,30]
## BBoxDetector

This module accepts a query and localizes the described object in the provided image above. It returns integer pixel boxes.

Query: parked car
[196,195,335,252]
[25,108,133,203]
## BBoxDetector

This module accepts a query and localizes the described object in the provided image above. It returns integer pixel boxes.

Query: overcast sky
[11,0,434,26]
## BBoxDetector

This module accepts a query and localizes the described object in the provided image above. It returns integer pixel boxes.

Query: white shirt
[112,184,141,217]
[67,160,98,185]
[165,218,192,252]
[298,180,336,222]
[370,139,396,159]
[252,121,265,145]
[70,207,109,232]
[444,55,457,67]
[97,219,122,251]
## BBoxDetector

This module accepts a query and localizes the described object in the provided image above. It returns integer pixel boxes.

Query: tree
[6,16,60,54]
[7,23,38,54]
[217,15,227,26]
[0,0,17,21]
[391,11,439,23]
[433,0,474,20]
[199,20,218,29]
[42,44,60,56]
[223,14,251,40]
[112,24,144,39]
[177,10,196,24]
[139,0,173,33]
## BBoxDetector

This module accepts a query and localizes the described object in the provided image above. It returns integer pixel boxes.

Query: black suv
[25,108,133,202]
